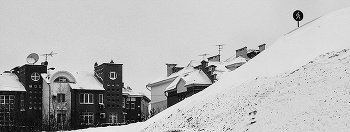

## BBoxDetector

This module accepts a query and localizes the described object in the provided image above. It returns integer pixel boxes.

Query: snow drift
[139,6,350,132]
[71,6,350,132]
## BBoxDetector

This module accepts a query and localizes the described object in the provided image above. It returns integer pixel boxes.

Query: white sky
[1,0,350,98]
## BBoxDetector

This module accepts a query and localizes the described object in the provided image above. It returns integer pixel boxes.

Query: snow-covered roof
[69,71,105,91]
[147,60,200,87]
[223,56,247,66]
[123,87,150,102]
[164,69,212,92]
[0,73,25,91]
[183,70,212,87]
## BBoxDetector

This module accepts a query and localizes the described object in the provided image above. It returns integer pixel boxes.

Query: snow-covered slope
[71,6,350,132]
[139,6,350,132]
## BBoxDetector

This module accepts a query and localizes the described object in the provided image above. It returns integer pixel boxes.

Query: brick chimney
[259,44,266,52]
[166,64,177,77]
[236,47,248,58]
[207,55,220,62]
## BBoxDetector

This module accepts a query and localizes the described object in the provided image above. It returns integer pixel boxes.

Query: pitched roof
[0,73,25,91]
[147,60,200,87]
[183,70,212,87]
[223,56,247,66]
[164,69,212,92]
[69,71,105,91]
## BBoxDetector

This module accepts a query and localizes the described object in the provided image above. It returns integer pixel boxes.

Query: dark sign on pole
[293,10,303,27]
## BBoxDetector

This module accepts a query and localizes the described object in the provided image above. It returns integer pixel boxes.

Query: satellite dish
[26,53,39,64]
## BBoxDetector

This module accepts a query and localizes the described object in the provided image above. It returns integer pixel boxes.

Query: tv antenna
[199,53,210,60]
[215,44,225,56]
[41,51,57,61]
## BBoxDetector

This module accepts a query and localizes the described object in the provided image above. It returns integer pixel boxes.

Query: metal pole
[298,21,299,27]
[48,83,51,131]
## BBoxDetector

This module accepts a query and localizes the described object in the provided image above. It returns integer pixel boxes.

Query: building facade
[0,73,26,131]
[123,87,150,123]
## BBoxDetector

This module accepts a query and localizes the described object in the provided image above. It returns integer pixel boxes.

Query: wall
[150,80,173,113]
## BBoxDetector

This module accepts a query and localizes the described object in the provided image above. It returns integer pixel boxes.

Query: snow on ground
[69,122,145,132]
[71,6,350,132]
[142,49,350,131]
[139,6,350,132]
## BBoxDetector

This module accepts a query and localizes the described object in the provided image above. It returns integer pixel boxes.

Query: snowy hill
[71,6,350,132]
[139,6,350,132]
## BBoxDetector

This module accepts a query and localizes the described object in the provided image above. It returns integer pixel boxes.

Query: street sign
[293,10,303,27]
[293,10,303,21]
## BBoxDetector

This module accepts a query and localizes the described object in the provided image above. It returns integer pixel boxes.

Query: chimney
[201,60,208,70]
[207,55,220,62]
[236,47,248,58]
[166,64,177,77]
[259,44,266,52]
[41,61,48,66]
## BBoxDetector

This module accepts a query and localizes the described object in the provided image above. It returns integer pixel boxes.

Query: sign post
[293,10,303,27]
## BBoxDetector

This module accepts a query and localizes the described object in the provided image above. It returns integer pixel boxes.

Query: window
[100,113,105,118]
[31,72,40,81]
[130,97,136,101]
[29,85,32,88]
[57,94,66,103]
[81,112,94,125]
[80,93,93,104]
[122,98,125,108]
[57,113,66,124]
[109,72,117,80]
[99,94,103,104]
[54,77,69,83]
[126,103,129,109]
[108,113,117,123]
[0,95,15,125]
[131,103,135,109]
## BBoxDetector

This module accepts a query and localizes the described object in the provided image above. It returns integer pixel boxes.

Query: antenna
[41,51,57,61]
[199,53,210,60]
[215,44,225,56]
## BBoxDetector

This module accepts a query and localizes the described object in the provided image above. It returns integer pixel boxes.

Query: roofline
[184,83,211,88]
[146,76,178,87]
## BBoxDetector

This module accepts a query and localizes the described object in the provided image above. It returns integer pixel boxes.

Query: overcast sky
[1,0,350,98]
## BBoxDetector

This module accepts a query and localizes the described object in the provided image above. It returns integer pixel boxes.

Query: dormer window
[109,72,117,80]
[31,72,40,81]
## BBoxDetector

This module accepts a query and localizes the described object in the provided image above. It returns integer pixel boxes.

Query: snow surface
[71,6,350,132]
[69,71,105,91]
[0,73,25,91]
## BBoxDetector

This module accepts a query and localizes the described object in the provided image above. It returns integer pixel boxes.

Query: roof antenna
[199,53,210,60]
[41,51,57,61]
[215,44,225,56]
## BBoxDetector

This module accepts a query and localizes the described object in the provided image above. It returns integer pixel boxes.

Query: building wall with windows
[71,90,105,129]
[16,64,47,128]
[41,70,76,130]
[94,61,124,124]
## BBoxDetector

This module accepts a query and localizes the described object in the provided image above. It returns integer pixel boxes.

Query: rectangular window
[108,113,117,123]
[130,97,136,101]
[99,94,103,104]
[57,93,65,103]
[81,112,94,125]
[126,103,129,109]
[131,103,135,109]
[122,98,125,108]
[0,95,15,125]
[57,113,66,124]
[80,93,93,104]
